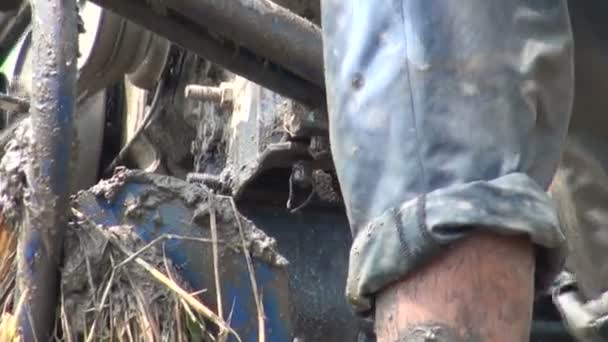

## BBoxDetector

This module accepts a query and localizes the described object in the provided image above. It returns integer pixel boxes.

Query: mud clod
[0,120,31,229]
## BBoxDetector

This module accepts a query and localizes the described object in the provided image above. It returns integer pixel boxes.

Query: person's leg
[320,0,573,340]
[375,233,534,341]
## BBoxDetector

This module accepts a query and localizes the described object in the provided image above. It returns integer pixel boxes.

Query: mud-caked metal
[15,0,78,340]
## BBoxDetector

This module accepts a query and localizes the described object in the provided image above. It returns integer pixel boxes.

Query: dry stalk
[230,198,266,342]
[209,205,224,321]
[0,289,26,342]
[114,234,215,269]
[106,233,242,342]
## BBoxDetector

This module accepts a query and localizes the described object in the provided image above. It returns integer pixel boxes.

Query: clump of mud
[0,121,28,332]
[103,169,288,267]
[0,119,30,230]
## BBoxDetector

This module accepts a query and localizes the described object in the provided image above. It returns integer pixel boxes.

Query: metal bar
[16,0,77,340]
[90,0,325,107]
[170,0,324,87]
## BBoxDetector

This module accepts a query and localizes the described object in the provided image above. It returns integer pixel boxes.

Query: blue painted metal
[240,204,369,342]
[74,174,293,341]
[16,0,77,340]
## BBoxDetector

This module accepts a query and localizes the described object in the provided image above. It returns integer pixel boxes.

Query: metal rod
[170,0,324,87]
[16,0,78,340]
[90,0,325,108]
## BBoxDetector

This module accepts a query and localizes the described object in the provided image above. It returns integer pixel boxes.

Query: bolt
[184,85,222,102]
[185,82,234,109]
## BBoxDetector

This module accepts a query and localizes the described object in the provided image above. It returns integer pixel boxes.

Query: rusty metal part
[186,76,332,200]
[16,0,78,340]
[89,0,325,107]
[190,77,314,197]
[170,0,324,87]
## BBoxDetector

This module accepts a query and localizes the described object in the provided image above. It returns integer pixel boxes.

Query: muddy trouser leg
[320,0,573,314]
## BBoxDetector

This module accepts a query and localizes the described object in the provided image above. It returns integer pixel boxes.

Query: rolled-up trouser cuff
[347,172,565,313]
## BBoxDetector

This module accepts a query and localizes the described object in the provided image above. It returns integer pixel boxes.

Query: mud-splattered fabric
[321,0,574,312]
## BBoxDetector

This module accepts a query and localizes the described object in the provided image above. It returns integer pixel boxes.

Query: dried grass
[0,216,17,342]
[0,290,25,342]
[0,207,242,342]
